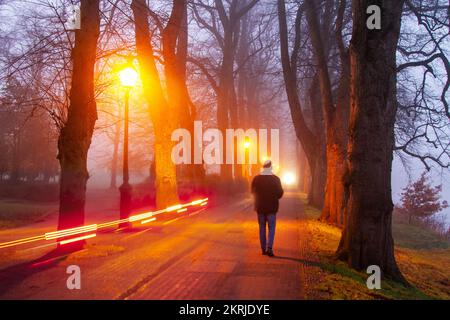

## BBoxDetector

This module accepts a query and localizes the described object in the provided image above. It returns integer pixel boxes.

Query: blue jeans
[257,214,276,250]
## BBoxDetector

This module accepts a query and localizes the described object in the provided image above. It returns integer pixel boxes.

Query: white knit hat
[263,159,272,168]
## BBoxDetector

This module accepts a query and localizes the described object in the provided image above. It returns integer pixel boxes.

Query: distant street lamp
[118,66,138,229]
[243,139,250,178]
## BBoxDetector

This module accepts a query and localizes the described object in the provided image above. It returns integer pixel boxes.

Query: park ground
[0,190,449,300]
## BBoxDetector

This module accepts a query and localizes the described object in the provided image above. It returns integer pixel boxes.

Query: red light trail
[0,198,208,250]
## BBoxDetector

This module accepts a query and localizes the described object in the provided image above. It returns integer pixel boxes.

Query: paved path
[0,191,318,299]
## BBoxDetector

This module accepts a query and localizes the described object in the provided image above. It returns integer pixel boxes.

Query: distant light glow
[281,172,297,186]
[244,141,250,149]
[119,67,138,87]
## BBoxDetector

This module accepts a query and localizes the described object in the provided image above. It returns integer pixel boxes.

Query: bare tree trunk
[278,0,327,209]
[321,67,350,226]
[320,0,351,226]
[190,0,257,186]
[297,142,307,192]
[307,151,326,208]
[322,143,347,225]
[214,0,258,183]
[132,0,181,208]
[234,9,251,182]
[278,0,327,208]
[307,78,327,208]
[217,23,235,182]
[57,0,100,233]
[10,132,21,182]
[305,0,350,225]
[176,3,205,190]
[336,0,406,282]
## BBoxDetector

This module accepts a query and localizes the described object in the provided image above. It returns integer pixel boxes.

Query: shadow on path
[272,255,326,269]
[0,243,84,297]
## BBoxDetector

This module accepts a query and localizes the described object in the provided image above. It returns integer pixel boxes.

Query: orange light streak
[166,204,183,212]
[141,217,157,225]
[128,211,155,222]
[97,219,128,228]
[0,235,45,249]
[0,198,209,250]
[163,217,182,225]
[60,233,96,245]
[45,224,97,240]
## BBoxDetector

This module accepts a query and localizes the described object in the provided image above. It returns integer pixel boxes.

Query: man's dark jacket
[251,174,284,215]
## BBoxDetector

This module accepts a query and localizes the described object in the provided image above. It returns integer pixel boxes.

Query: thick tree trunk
[132,0,181,208]
[307,79,327,209]
[307,150,326,208]
[322,141,347,225]
[305,0,350,225]
[303,0,354,226]
[321,74,350,226]
[336,0,406,282]
[57,0,100,232]
[174,4,205,191]
[154,133,179,207]
[303,162,311,194]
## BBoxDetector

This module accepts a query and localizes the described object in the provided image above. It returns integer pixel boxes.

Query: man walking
[251,160,284,257]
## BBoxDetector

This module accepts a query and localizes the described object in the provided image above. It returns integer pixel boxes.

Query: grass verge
[0,200,56,229]
[300,194,450,300]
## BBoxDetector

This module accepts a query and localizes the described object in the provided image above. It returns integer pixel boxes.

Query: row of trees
[0,0,448,281]
[278,0,449,281]
[0,103,58,182]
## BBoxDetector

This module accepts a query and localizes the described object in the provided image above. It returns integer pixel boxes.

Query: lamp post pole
[244,140,250,179]
[119,88,132,229]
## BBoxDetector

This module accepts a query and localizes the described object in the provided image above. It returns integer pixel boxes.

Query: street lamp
[118,66,138,229]
[243,139,250,178]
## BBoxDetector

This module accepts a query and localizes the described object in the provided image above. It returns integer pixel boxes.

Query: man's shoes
[267,248,274,257]
[262,249,267,255]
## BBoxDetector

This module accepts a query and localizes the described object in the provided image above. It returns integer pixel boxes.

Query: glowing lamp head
[119,67,138,88]
[244,141,250,149]
[281,172,297,186]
